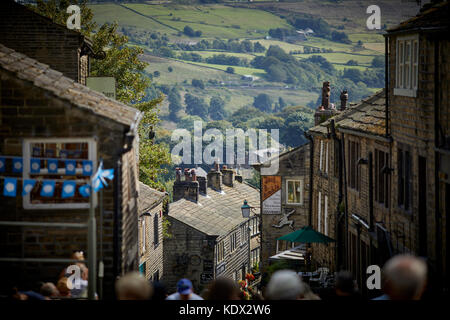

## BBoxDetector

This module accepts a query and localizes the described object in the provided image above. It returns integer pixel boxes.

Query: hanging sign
[262,175,281,214]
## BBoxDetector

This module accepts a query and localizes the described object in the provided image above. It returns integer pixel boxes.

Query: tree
[278,97,287,111]
[30,0,171,190]
[209,96,226,120]
[253,94,272,113]
[168,66,173,72]
[183,25,195,37]
[192,79,205,89]
[226,67,235,74]
[168,88,182,121]
[185,93,209,119]
[371,56,385,68]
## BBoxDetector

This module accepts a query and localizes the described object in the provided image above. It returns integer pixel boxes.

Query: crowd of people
[9,254,429,301]
[10,251,90,300]
[115,254,429,301]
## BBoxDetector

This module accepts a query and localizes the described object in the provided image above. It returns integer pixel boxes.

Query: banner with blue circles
[1,156,114,199]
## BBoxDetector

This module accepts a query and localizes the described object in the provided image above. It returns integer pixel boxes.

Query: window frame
[286,179,303,205]
[22,137,97,210]
[153,213,159,247]
[394,35,419,97]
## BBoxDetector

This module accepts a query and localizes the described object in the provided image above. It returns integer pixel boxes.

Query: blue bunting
[47,159,58,173]
[79,184,91,197]
[3,178,17,197]
[82,160,93,176]
[0,157,5,173]
[30,158,41,174]
[12,158,23,173]
[22,179,36,196]
[62,181,76,198]
[65,160,76,175]
[40,180,55,197]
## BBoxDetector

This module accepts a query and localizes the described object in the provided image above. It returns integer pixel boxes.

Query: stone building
[309,90,388,293]
[385,1,450,293]
[138,182,168,282]
[305,0,450,295]
[0,0,99,85]
[252,144,311,272]
[0,44,141,299]
[155,165,260,293]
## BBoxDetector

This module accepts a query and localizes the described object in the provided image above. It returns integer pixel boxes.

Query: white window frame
[318,191,322,232]
[319,140,324,171]
[325,142,329,174]
[286,179,303,205]
[22,137,97,209]
[324,195,328,236]
[394,34,419,97]
[142,218,146,253]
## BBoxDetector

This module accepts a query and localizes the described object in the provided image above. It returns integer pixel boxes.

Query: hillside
[88,0,420,149]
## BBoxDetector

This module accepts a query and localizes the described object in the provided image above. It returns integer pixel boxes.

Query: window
[153,270,159,282]
[216,241,225,263]
[230,232,237,252]
[348,140,361,191]
[22,138,97,209]
[324,195,328,236]
[240,223,247,244]
[286,179,303,204]
[395,35,419,97]
[319,140,324,171]
[142,218,146,253]
[318,191,322,232]
[154,214,159,246]
[398,147,412,211]
[375,149,389,207]
[249,217,259,237]
[325,142,329,173]
[334,141,340,178]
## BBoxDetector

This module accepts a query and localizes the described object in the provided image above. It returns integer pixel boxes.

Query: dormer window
[394,34,419,97]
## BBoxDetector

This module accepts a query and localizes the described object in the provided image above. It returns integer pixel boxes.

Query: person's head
[335,271,356,296]
[177,279,194,300]
[204,277,240,300]
[71,251,84,261]
[265,270,306,300]
[40,282,59,299]
[56,277,71,297]
[382,254,427,300]
[115,272,153,300]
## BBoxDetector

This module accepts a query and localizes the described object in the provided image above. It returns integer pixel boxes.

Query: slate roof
[308,90,386,137]
[387,0,450,33]
[138,182,167,213]
[0,44,141,127]
[168,181,260,236]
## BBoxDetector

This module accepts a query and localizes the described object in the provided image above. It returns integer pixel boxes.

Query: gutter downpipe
[305,132,314,226]
[341,132,349,270]
[385,35,389,137]
[330,120,343,270]
[434,37,442,293]
[113,112,142,298]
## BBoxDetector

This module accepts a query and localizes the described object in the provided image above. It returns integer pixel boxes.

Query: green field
[295,52,377,67]
[117,3,291,39]
[180,61,266,77]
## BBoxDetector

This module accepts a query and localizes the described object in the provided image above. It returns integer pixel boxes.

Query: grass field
[295,52,377,67]
[180,61,266,77]
[121,3,291,38]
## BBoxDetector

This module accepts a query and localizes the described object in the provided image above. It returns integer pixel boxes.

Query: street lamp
[241,200,252,218]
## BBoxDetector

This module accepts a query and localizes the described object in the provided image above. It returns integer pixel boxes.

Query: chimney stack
[173,168,199,202]
[221,165,235,187]
[340,90,348,111]
[314,81,339,126]
[198,176,207,195]
[207,160,222,191]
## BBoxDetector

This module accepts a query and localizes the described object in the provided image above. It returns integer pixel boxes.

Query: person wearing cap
[166,279,203,300]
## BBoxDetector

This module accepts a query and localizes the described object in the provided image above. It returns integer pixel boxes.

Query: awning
[269,245,306,261]
[277,226,335,243]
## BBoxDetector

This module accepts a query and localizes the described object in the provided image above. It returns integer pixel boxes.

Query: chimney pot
[190,168,197,181]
